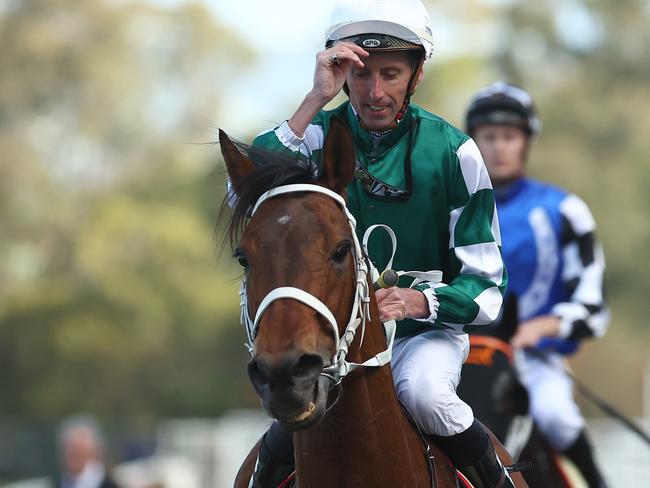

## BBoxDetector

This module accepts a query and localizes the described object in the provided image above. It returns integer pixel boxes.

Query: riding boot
[249,421,295,488]
[433,420,515,488]
[456,441,516,488]
[561,430,609,488]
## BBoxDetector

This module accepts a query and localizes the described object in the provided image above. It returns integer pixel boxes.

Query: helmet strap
[395,99,409,124]
[395,55,424,125]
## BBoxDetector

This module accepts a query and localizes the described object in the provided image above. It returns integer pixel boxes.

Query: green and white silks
[252,102,507,337]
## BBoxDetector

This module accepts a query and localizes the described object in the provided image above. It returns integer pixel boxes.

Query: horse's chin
[276,376,331,431]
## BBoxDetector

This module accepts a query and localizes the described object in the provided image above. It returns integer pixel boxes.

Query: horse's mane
[218,141,319,251]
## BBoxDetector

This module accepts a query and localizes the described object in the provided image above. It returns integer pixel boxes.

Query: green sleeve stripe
[424,271,505,326]
[252,120,326,161]
[452,188,497,247]
[433,284,480,325]
[252,129,300,161]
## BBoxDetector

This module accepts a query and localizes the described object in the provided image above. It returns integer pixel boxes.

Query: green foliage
[0,0,258,423]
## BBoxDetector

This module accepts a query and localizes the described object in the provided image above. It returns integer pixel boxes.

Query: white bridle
[239,183,396,384]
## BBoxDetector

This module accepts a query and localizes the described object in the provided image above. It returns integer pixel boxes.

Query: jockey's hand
[311,42,369,103]
[511,314,561,349]
[375,287,429,322]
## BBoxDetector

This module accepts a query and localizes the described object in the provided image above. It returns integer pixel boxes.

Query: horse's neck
[294,300,429,486]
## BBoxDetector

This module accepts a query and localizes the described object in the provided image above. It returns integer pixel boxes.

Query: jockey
[466,81,610,488]
[247,1,514,487]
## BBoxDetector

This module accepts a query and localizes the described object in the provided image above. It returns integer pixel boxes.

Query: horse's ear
[320,116,356,195]
[495,294,520,342]
[219,129,255,193]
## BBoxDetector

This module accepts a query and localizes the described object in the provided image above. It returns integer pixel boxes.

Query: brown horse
[220,118,526,488]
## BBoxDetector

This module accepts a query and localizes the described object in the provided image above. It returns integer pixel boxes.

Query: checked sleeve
[552,194,609,340]
[416,139,507,333]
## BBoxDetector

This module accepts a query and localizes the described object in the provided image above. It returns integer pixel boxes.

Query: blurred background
[0,0,648,486]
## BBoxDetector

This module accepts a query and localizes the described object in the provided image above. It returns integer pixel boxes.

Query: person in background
[56,415,121,488]
[466,81,610,488]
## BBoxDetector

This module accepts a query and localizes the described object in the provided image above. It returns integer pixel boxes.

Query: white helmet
[325,0,434,61]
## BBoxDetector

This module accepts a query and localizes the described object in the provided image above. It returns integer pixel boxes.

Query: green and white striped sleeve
[417,138,507,333]
[225,120,325,205]
[252,120,325,160]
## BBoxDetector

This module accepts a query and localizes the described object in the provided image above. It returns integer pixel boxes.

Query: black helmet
[465,82,541,137]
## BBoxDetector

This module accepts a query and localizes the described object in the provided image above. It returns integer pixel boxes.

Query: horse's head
[458,295,530,440]
[219,118,359,430]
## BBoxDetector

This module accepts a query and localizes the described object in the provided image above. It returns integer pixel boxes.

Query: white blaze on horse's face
[277,215,291,225]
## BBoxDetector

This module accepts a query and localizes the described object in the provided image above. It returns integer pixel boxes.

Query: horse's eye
[332,241,352,264]
[234,248,249,268]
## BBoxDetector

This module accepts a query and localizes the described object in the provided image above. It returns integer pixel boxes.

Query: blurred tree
[0,0,259,424]
[417,0,499,119]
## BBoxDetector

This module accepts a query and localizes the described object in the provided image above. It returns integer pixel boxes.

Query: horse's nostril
[291,353,324,380]
[247,359,269,388]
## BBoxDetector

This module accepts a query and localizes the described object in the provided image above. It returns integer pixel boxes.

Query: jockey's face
[473,124,529,186]
[347,51,420,131]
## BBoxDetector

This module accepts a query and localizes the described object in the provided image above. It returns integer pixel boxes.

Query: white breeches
[391,329,474,437]
[517,350,584,451]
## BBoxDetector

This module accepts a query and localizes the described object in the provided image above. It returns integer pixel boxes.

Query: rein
[239,183,396,386]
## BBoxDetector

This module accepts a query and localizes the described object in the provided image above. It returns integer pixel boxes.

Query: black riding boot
[456,441,516,488]
[562,430,609,488]
[250,421,295,488]
[433,420,515,488]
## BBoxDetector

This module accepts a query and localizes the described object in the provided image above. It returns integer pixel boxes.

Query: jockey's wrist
[522,314,562,339]
[545,315,562,337]
[275,122,304,152]
[413,287,439,322]
[403,288,433,320]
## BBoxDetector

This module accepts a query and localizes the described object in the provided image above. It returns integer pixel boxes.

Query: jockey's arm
[413,139,507,333]
[512,195,609,348]
[287,42,368,137]
[551,194,609,341]
[375,287,429,323]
